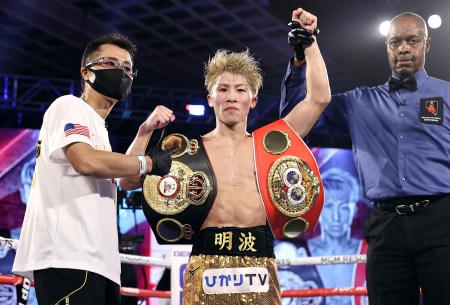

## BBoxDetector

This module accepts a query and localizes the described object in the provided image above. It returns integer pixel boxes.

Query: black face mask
[86,68,133,100]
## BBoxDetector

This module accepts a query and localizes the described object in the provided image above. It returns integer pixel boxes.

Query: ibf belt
[253,119,324,239]
[142,133,216,244]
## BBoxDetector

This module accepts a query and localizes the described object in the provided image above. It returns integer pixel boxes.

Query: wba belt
[142,133,216,244]
[253,119,324,239]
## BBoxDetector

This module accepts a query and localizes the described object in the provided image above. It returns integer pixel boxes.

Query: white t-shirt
[12,95,121,285]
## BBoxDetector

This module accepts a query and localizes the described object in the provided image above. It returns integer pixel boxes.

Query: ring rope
[282,287,368,297]
[0,237,366,267]
[0,275,367,298]
[0,237,170,268]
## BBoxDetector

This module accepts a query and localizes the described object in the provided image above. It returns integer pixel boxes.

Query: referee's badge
[420,97,444,125]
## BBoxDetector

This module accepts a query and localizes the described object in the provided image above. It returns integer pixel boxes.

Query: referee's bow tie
[388,76,417,91]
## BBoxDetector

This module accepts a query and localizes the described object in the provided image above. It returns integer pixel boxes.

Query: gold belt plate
[268,155,320,217]
[142,161,213,215]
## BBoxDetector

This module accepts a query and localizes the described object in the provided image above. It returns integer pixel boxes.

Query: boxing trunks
[182,226,281,305]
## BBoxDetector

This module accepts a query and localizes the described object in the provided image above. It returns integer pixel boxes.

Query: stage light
[428,14,442,29]
[379,20,390,36]
[3,76,9,100]
[186,104,205,116]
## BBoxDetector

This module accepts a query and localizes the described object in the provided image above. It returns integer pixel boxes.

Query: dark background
[0,0,448,150]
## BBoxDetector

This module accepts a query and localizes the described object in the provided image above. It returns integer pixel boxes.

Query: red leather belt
[253,119,324,239]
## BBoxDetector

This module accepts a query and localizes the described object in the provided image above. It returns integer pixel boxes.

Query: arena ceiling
[0,0,448,149]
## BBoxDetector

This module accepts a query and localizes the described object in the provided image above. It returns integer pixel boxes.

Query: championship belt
[142,133,216,244]
[253,119,324,239]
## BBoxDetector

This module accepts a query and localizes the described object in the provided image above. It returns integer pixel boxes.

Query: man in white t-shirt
[13,33,175,305]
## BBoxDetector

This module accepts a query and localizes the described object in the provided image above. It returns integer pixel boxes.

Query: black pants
[34,268,120,305]
[365,195,450,305]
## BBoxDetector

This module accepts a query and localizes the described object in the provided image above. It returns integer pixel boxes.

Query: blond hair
[204,49,263,95]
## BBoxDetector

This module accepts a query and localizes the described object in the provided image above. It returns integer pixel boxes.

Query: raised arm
[118,105,175,190]
[279,59,307,118]
[65,105,174,190]
[283,8,331,138]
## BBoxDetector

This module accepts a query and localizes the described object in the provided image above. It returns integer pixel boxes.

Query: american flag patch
[64,123,90,138]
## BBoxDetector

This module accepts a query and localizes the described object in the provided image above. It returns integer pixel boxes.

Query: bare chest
[203,138,255,186]
[201,136,266,227]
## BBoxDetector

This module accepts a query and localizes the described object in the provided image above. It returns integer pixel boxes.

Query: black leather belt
[374,194,447,215]
[141,133,217,244]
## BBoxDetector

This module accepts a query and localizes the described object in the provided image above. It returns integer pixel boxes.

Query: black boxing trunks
[183,226,281,305]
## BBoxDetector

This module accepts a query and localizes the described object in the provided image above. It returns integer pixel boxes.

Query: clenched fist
[291,8,318,32]
[289,8,319,61]
[141,105,175,133]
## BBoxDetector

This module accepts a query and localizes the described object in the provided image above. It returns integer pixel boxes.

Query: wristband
[137,155,147,176]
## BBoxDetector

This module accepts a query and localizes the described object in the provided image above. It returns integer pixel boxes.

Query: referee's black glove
[288,21,319,60]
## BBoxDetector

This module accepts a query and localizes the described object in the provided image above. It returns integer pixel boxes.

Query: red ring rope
[1,274,368,299]
[281,287,367,297]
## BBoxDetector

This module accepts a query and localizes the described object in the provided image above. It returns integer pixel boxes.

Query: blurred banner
[274,148,371,305]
